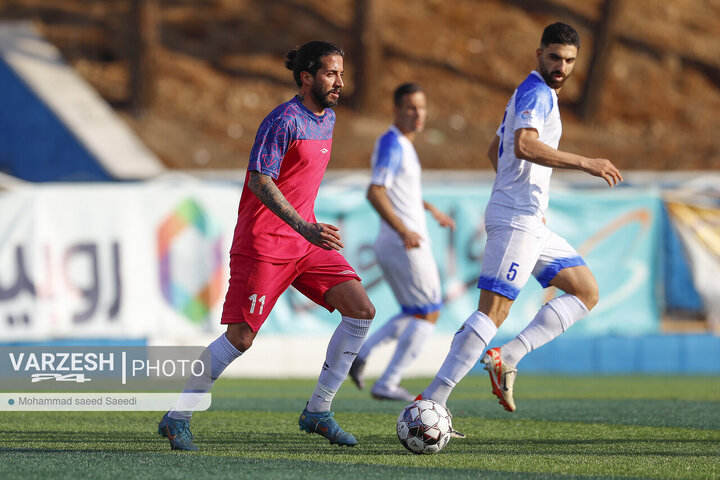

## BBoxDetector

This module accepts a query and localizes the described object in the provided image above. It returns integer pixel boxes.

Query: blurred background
[2,0,719,171]
[0,0,718,377]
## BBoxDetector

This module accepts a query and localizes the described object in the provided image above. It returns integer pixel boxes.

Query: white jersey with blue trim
[370,125,428,246]
[485,70,562,234]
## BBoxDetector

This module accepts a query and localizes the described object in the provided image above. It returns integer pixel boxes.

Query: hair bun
[284,49,298,71]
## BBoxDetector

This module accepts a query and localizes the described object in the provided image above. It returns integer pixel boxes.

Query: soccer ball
[396,399,452,454]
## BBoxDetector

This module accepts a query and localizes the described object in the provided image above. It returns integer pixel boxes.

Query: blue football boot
[298,405,357,446]
[158,412,199,451]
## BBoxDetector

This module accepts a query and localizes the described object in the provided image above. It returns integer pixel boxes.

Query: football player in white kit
[348,83,455,401]
[416,22,623,413]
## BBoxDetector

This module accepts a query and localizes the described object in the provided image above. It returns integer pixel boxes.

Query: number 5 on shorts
[506,262,519,282]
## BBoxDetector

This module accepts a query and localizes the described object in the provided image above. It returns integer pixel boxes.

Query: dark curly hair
[285,41,344,87]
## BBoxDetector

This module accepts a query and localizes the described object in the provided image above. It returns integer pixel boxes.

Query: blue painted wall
[0,57,112,182]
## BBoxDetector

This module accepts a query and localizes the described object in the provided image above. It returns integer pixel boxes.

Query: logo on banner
[158,198,224,324]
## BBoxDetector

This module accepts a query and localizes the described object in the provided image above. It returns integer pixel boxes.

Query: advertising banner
[0,179,663,344]
[0,181,238,342]
[308,184,664,338]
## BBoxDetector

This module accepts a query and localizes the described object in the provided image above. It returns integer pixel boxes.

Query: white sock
[168,333,242,421]
[421,311,497,406]
[375,318,435,390]
[499,337,529,369]
[503,293,589,367]
[307,316,372,412]
[357,312,412,361]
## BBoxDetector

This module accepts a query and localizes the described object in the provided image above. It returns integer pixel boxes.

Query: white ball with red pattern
[396,399,452,454]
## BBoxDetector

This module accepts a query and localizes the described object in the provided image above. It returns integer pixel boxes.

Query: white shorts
[375,241,443,315]
[477,225,585,300]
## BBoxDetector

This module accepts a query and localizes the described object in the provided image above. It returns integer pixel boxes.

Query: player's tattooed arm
[248,171,343,251]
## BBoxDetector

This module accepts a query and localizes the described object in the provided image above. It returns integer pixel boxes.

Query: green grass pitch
[1,376,719,479]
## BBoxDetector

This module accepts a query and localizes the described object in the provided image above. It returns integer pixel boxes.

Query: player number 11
[249,293,266,314]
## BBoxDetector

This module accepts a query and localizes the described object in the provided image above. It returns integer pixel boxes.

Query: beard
[311,82,341,108]
[538,59,569,89]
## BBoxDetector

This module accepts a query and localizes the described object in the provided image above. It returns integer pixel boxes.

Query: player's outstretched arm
[423,201,456,230]
[514,129,623,187]
[367,184,421,249]
[248,171,343,251]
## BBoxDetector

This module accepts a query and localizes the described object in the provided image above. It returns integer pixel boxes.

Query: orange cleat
[482,347,517,412]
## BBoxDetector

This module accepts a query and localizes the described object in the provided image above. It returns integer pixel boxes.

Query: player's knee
[338,299,375,320]
[578,280,599,311]
[355,300,376,320]
[326,280,375,319]
[337,304,375,320]
[584,287,599,311]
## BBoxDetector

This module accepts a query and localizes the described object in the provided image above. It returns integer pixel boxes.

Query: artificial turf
[1,376,718,479]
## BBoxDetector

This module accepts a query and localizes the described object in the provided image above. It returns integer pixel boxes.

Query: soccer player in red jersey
[158,41,375,450]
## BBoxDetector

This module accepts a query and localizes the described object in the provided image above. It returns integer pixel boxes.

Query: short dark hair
[284,41,344,87]
[540,22,580,49]
[393,83,423,106]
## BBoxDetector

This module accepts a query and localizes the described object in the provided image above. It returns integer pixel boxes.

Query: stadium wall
[0,176,718,375]
[0,22,164,181]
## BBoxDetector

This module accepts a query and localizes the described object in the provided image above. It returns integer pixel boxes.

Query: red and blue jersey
[231,96,336,261]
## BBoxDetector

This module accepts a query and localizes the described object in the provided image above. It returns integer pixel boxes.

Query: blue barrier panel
[596,336,639,373]
[470,334,720,374]
[681,334,720,374]
[639,335,683,373]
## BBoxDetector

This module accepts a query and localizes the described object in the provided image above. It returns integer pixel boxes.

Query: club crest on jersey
[521,110,534,120]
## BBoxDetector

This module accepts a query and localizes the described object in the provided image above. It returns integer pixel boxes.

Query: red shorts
[220,248,362,332]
